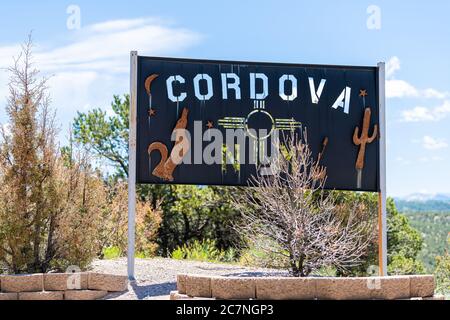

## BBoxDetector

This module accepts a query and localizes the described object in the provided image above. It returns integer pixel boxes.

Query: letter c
[166,75,187,102]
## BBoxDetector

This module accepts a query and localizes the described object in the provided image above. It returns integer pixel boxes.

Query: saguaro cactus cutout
[148,108,190,181]
[353,107,378,188]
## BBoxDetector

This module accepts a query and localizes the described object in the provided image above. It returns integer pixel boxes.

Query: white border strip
[128,51,138,280]
[378,62,388,276]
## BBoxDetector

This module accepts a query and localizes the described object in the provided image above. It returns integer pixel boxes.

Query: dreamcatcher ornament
[353,89,378,189]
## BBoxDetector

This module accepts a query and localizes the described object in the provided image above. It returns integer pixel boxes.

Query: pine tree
[0,36,59,273]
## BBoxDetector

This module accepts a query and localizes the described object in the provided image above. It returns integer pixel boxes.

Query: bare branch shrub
[234,131,376,276]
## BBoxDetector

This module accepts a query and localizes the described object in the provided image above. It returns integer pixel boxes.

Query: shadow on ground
[131,281,177,299]
[103,281,176,300]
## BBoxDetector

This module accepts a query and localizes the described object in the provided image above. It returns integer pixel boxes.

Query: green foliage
[135,251,153,259]
[72,94,426,275]
[388,254,425,275]
[434,253,450,295]
[102,246,157,260]
[148,184,242,256]
[326,191,378,276]
[73,95,129,177]
[387,198,425,274]
[73,96,243,257]
[171,247,185,260]
[388,199,423,256]
[320,192,425,276]
[102,246,122,260]
[404,211,450,271]
[171,239,237,263]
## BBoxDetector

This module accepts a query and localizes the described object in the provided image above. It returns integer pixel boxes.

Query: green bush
[102,246,122,260]
[171,247,185,260]
[102,246,156,260]
[135,251,151,259]
[388,253,425,275]
[170,239,236,263]
[435,253,450,295]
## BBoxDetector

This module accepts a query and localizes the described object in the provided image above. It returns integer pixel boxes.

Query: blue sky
[0,0,449,197]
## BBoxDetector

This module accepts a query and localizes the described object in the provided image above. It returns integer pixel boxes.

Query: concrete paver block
[64,290,108,300]
[185,275,211,298]
[256,277,316,300]
[19,291,64,300]
[44,273,88,291]
[1,274,43,293]
[88,273,128,292]
[211,277,255,299]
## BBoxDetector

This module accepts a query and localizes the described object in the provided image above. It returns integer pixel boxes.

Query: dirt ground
[90,257,288,300]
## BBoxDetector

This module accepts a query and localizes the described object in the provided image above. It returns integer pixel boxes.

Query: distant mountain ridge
[394,193,450,212]
[399,193,450,202]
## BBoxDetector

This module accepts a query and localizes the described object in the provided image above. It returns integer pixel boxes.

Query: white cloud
[386,56,400,79]
[87,18,158,33]
[386,80,449,99]
[35,17,201,74]
[0,17,202,134]
[385,56,448,99]
[423,88,449,99]
[401,100,450,122]
[47,71,100,112]
[386,79,418,98]
[422,135,448,150]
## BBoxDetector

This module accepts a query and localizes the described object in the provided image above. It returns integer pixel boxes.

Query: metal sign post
[128,51,138,280]
[377,62,388,276]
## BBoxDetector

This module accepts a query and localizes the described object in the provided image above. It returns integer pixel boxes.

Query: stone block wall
[173,274,437,300]
[0,272,128,300]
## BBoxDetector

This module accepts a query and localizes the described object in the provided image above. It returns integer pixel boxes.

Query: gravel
[90,258,288,300]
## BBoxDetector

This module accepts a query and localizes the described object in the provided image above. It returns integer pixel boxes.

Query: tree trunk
[183,213,190,243]
[290,251,300,277]
[32,220,42,272]
[43,214,57,272]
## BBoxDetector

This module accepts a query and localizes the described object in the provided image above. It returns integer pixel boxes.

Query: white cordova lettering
[166,73,352,114]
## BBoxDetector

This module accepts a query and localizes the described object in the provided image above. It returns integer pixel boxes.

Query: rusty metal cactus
[353,107,378,170]
[353,107,378,188]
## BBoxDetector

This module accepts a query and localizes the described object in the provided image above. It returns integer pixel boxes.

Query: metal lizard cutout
[148,108,190,181]
[353,107,378,188]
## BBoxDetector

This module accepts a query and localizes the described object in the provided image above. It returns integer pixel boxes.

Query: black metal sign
[136,56,380,192]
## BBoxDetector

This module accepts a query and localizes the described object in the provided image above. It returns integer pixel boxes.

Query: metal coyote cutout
[148,108,190,181]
